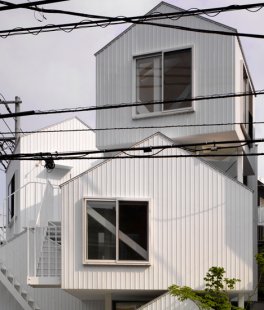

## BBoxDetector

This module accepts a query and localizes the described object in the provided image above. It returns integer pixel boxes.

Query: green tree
[246,252,264,309]
[169,266,242,310]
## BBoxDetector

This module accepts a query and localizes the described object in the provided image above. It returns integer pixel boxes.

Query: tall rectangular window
[136,48,192,115]
[8,174,15,223]
[242,66,253,139]
[85,199,149,263]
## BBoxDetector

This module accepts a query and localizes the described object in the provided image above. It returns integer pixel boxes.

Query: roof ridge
[95,1,237,56]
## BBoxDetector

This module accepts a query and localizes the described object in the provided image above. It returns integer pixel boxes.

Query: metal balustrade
[0,181,60,242]
[28,222,61,283]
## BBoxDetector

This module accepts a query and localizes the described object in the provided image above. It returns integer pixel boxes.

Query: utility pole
[15,96,21,145]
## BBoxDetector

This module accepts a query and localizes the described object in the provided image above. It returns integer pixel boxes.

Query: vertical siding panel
[61,134,253,294]
[97,4,236,150]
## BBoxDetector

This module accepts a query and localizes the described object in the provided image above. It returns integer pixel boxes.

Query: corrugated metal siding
[20,117,97,187]
[5,118,99,233]
[138,292,198,310]
[61,133,253,292]
[0,281,23,310]
[0,232,104,310]
[96,4,236,149]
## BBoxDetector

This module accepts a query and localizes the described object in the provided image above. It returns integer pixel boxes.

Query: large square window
[136,48,192,115]
[85,199,149,263]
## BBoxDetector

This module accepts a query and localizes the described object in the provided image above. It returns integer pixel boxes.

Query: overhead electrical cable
[0,0,111,19]
[0,0,69,12]
[1,120,264,136]
[5,2,264,22]
[1,152,264,161]
[0,138,261,161]
[1,18,264,39]
[0,93,12,114]
[1,2,264,38]
[0,90,261,119]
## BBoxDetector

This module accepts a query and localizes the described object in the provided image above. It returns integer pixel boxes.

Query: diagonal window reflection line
[87,206,116,235]
[88,206,148,260]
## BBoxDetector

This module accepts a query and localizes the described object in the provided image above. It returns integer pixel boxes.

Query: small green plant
[169,266,242,310]
[245,252,264,309]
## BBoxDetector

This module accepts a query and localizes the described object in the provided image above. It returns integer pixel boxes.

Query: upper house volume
[95,1,254,151]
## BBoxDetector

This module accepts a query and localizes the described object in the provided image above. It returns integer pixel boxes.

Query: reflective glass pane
[118,201,148,260]
[163,49,192,110]
[87,200,116,260]
[136,56,161,114]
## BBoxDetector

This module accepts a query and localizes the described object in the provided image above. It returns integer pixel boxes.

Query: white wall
[0,232,104,310]
[19,117,97,187]
[5,117,99,235]
[61,133,253,294]
[0,281,23,310]
[96,2,237,149]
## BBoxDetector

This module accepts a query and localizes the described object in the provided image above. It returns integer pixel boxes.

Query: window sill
[132,106,194,120]
[83,260,151,266]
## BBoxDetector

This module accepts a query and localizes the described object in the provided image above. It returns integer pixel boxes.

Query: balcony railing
[1,182,60,241]
[27,222,61,287]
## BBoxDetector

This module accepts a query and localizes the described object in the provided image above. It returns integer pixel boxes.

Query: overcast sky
[1,0,264,203]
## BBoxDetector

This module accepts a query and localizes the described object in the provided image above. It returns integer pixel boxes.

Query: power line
[0,138,261,160]
[0,90,261,119]
[1,3,264,38]
[1,152,263,161]
[0,0,69,12]
[1,120,264,136]
[8,2,264,22]
[1,0,111,19]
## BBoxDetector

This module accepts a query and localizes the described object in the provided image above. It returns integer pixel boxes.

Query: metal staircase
[0,261,40,310]
[36,222,61,277]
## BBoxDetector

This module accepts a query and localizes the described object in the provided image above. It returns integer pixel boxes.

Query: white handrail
[28,225,61,278]
[1,181,61,241]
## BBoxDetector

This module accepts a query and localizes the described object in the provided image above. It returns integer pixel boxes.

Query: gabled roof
[60,132,172,186]
[60,131,252,192]
[30,116,92,134]
[16,116,93,140]
[95,1,237,56]
[8,117,93,167]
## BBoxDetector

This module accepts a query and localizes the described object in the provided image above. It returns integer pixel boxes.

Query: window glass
[85,200,148,262]
[136,56,161,114]
[242,67,253,139]
[87,200,116,260]
[119,201,148,260]
[135,48,192,115]
[163,49,192,110]
[8,174,15,222]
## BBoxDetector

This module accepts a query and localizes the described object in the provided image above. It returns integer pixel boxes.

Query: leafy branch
[169,266,242,310]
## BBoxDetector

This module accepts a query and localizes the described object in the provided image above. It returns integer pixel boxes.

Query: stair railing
[1,181,50,241]
[27,224,61,279]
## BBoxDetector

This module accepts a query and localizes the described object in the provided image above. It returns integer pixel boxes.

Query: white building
[0,2,259,310]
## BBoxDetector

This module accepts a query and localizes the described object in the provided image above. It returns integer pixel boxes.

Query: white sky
[0,0,264,203]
